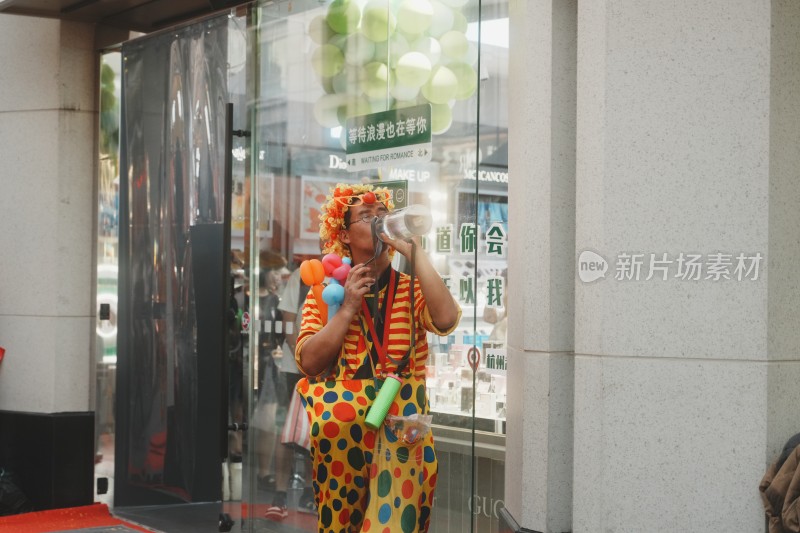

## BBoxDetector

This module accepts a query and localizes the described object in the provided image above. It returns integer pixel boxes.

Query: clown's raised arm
[295,182,460,378]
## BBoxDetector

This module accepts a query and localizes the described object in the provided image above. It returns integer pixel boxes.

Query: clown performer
[295,182,461,533]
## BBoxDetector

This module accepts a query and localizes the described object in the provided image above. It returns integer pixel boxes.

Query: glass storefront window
[110,2,508,530]
[95,51,121,507]
[247,1,508,530]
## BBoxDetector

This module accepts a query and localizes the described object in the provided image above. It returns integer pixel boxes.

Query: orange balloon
[299,261,312,285]
[311,260,325,283]
[300,259,325,286]
[312,284,328,325]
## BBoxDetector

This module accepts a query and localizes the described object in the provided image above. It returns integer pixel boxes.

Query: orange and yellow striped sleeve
[295,290,326,378]
[408,275,461,337]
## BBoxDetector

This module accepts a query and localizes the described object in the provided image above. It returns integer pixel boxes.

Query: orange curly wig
[319,182,394,259]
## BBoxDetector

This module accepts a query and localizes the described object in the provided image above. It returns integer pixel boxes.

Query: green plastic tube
[365,374,402,429]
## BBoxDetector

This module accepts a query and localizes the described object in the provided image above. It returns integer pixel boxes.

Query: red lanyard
[360,269,397,371]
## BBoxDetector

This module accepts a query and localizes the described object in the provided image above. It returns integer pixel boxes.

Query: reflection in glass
[250,1,506,531]
[119,15,231,503]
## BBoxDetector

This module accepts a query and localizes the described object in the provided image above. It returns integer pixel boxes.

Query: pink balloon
[332,264,351,282]
[321,253,342,276]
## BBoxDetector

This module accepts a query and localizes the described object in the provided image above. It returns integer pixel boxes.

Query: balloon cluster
[300,259,328,322]
[299,254,353,324]
[309,0,478,137]
[321,253,352,321]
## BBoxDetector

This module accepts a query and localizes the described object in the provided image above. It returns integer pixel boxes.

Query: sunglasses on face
[334,190,392,207]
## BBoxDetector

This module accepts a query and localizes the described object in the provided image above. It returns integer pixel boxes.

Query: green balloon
[390,80,421,101]
[430,102,453,134]
[396,0,433,35]
[395,51,432,88]
[314,94,348,128]
[394,98,421,109]
[337,96,372,125]
[452,10,468,33]
[311,44,345,78]
[412,36,442,66]
[373,32,410,67]
[308,14,333,45]
[360,61,394,99]
[464,41,479,66]
[447,61,477,99]
[332,66,359,94]
[344,33,376,65]
[321,75,336,94]
[327,0,362,35]
[420,65,458,104]
[428,0,454,37]
[368,97,393,113]
[328,33,347,51]
[361,2,397,42]
[439,30,469,60]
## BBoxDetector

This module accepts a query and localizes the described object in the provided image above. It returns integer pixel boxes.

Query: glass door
[116,9,255,523]
[239,1,508,532]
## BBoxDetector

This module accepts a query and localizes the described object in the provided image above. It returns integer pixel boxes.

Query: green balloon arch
[309,0,478,137]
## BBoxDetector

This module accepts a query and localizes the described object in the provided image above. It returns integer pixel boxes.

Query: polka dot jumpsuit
[295,268,460,533]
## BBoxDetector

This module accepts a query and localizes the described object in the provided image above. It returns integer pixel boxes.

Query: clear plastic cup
[376,204,432,241]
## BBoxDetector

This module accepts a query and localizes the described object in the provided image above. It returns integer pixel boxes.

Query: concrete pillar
[573,1,800,531]
[506,1,576,531]
[767,0,800,456]
[0,14,98,509]
[0,15,97,414]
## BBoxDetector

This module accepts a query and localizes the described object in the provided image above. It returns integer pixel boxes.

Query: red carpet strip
[0,503,154,532]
